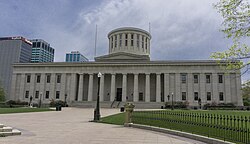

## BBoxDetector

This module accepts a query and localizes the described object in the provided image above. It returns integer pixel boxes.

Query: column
[50,73,56,100]
[133,73,138,102]
[99,74,105,101]
[200,73,206,104]
[10,73,17,100]
[187,73,193,103]
[156,73,161,102]
[69,73,77,101]
[78,74,84,101]
[110,74,116,101]
[88,74,93,101]
[29,74,36,98]
[122,73,127,102]
[40,73,46,100]
[60,73,67,101]
[164,73,169,102]
[236,73,243,106]
[175,73,180,102]
[212,73,218,103]
[19,74,26,100]
[145,73,150,102]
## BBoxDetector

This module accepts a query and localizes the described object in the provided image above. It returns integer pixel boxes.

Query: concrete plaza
[0,108,204,144]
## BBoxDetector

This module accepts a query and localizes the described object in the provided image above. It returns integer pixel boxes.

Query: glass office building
[65,51,88,62]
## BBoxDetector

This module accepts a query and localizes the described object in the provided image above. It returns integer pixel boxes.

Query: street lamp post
[94,72,102,121]
[171,92,174,110]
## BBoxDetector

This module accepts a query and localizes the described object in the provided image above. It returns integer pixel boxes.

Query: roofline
[108,27,151,38]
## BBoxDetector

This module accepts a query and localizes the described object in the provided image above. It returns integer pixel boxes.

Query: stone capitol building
[10,27,243,108]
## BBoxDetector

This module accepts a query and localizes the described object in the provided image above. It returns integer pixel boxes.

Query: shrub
[49,99,66,107]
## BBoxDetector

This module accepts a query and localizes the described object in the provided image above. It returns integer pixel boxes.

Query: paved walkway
[0,108,205,144]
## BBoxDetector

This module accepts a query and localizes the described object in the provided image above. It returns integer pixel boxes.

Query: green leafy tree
[242,81,250,106]
[211,0,250,73]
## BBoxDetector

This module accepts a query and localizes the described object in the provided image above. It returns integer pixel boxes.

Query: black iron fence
[131,110,250,144]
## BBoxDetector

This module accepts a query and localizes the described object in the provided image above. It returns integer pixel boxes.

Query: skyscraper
[30,39,54,63]
[0,36,32,100]
[65,51,88,62]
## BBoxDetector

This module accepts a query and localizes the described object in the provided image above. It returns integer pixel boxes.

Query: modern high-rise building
[65,51,88,62]
[0,36,32,100]
[30,39,54,63]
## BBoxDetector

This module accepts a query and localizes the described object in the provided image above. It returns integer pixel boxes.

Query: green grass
[100,112,125,125]
[0,108,54,114]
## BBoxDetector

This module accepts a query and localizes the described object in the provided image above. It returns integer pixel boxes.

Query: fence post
[124,103,135,127]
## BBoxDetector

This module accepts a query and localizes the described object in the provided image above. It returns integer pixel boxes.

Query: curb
[124,123,233,144]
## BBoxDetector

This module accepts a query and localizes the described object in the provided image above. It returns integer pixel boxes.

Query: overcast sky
[1,0,249,80]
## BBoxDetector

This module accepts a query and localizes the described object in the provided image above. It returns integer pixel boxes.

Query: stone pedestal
[124,103,135,126]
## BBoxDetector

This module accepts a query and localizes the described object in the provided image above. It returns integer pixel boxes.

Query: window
[45,91,49,99]
[27,75,31,83]
[182,92,186,100]
[131,34,134,46]
[56,91,60,99]
[206,75,211,83]
[194,74,199,83]
[57,74,61,83]
[125,34,128,46]
[119,34,122,47]
[37,42,41,47]
[218,74,223,83]
[181,74,187,83]
[145,38,147,49]
[207,92,211,101]
[36,75,41,83]
[219,92,224,101]
[194,92,198,101]
[111,37,113,48]
[35,91,39,98]
[142,36,144,48]
[47,74,51,83]
[32,42,36,48]
[115,35,117,47]
[139,92,143,101]
[137,34,139,48]
[25,91,29,98]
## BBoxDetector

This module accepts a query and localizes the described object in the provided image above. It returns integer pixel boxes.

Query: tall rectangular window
[45,91,49,99]
[35,91,39,98]
[206,75,211,83]
[207,92,211,101]
[145,38,147,49]
[56,91,60,99]
[218,74,223,83]
[219,92,224,101]
[182,92,186,100]
[111,37,113,48]
[119,34,122,47]
[36,75,41,83]
[194,74,199,83]
[131,34,134,46]
[37,42,41,47]
[25,91,29,98]
[47,74,51,83]
[57,74,61,83]
[142,36,144,48]
[115,35,117,47]
[125,34,128,46]
[137,34,139,48]
[194,92,198,101]
[181,74,187,83]
[27,75,31,83]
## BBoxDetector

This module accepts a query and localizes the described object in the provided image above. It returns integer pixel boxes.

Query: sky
[0,0,249,79]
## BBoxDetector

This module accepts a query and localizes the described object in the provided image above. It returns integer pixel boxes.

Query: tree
[242,81,250,106]
[211,0,250,74]
[0,85,5,102]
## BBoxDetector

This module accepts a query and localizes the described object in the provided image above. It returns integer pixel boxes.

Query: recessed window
[145,38,147,49]
[35,91,39,99]
[56,91,60,99]
[37,42,41,47]
[36,75,41,83]
[26,75,31,83]
[182,92,186,100]
[218,74,223,83]
[137,34,139,48]
[139,92,143,101]
[119,34,122,47]
[47,74,51,83]
[25,91,29,98]
[194,74,199,83]
[131,34,134,46]
[206,75,211,83]
[207,92,211,101]
[219,92,224,101]
[142,36,144,48]
[181,74,187,83]
[45,91,49,99]
[194,92,198,101]
[115,35,117,48]
[57,74,61,83]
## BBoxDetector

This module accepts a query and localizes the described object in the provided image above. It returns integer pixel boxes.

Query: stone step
[0,127,12,132]
[0,129,21,137]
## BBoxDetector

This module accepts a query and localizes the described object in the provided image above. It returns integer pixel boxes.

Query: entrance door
[116,88,122,101]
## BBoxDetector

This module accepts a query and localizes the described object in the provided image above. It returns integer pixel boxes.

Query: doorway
[116,88,122,101]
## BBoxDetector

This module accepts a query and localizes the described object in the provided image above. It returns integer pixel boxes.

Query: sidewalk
[0,108,204,144]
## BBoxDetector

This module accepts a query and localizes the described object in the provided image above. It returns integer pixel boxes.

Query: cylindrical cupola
[108,27,151,56]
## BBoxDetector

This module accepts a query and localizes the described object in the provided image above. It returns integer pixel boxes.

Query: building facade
[65,51,88,62]
[30,39,54,63]
[10,27,243,107]
[0,36,32,100]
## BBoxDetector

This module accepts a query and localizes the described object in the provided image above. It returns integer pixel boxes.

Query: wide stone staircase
[0,123,21,137]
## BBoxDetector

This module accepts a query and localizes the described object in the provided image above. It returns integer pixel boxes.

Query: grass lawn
[100,112,125,125]
[0,107,54,114]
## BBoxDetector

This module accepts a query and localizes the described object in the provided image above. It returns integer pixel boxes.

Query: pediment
[95,52,150,62]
